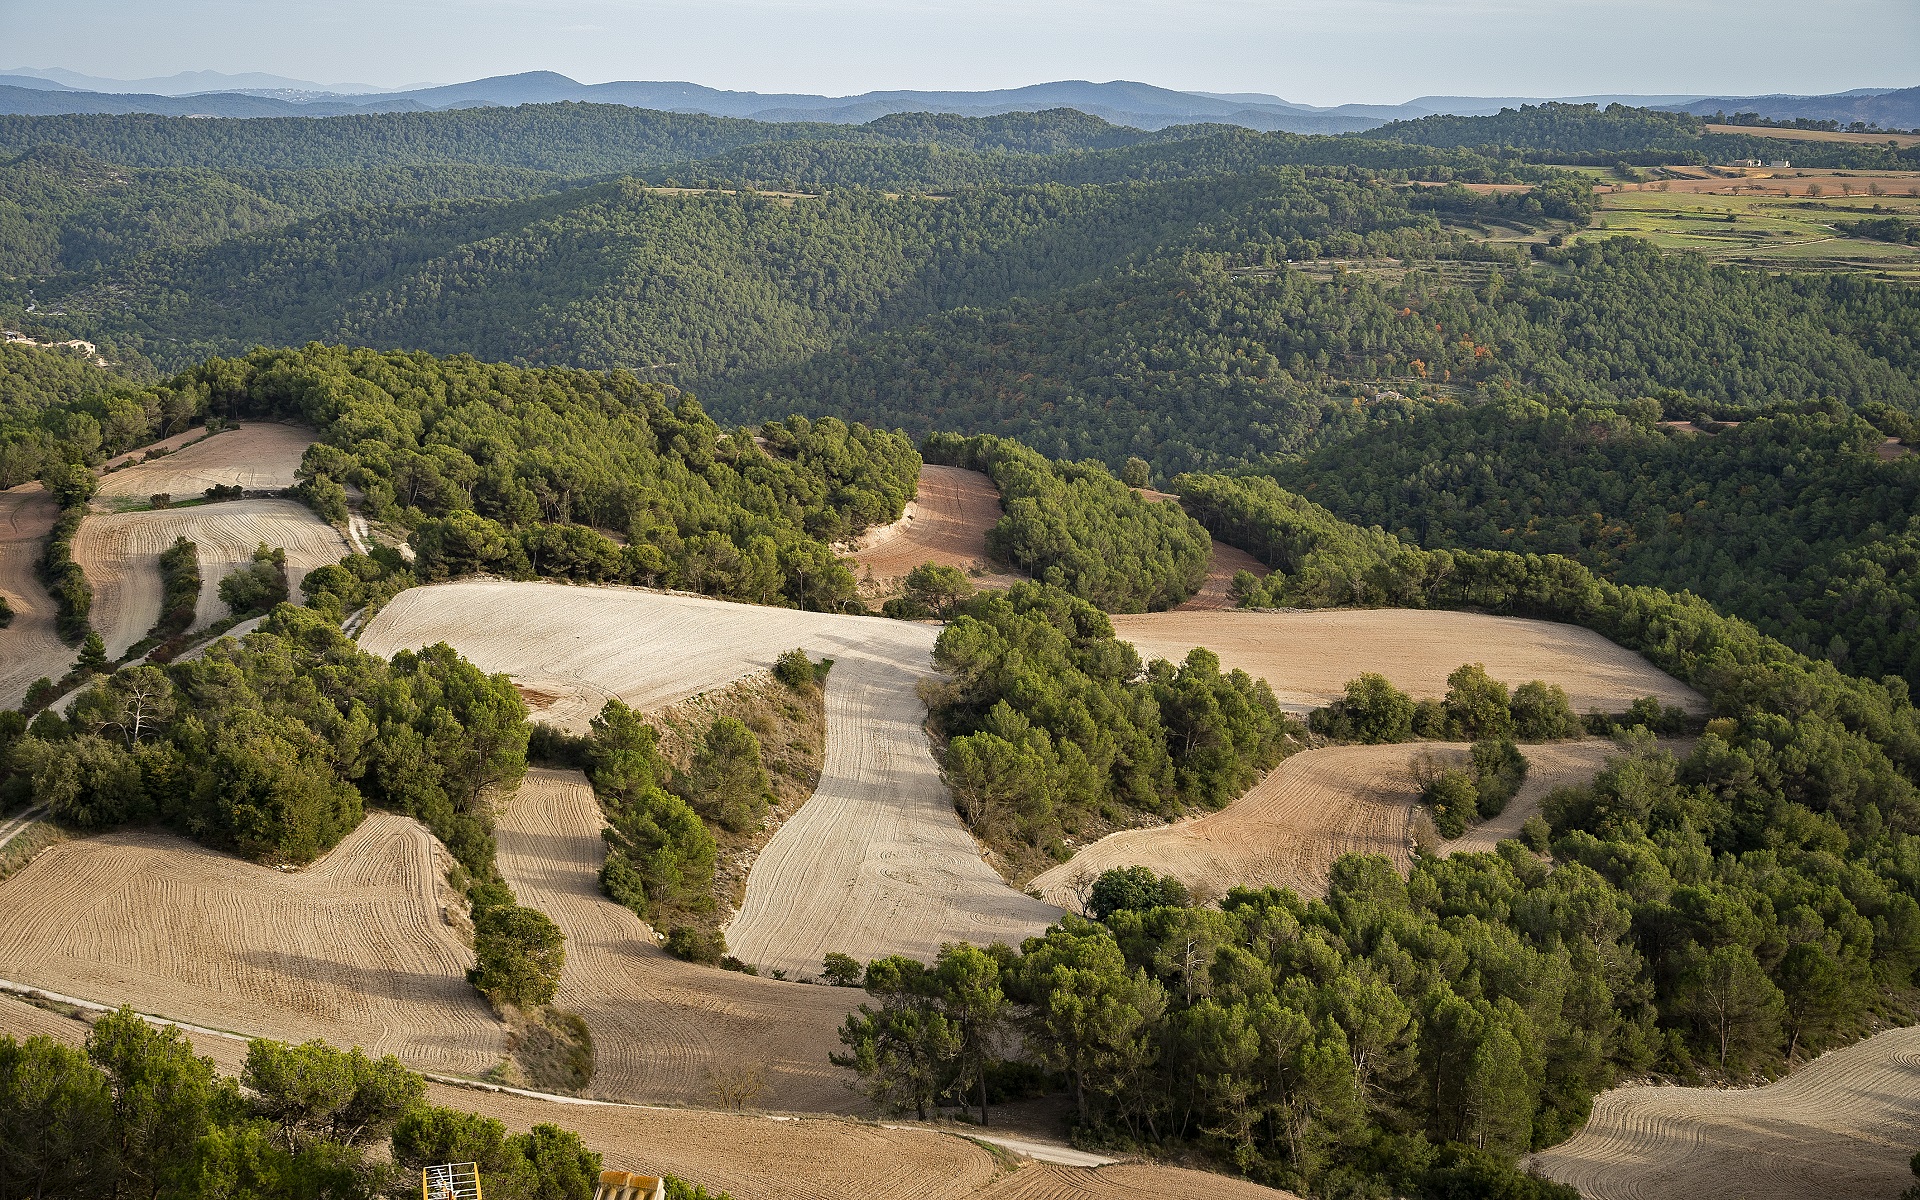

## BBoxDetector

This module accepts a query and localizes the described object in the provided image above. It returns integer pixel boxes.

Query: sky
[1,0,1914,105]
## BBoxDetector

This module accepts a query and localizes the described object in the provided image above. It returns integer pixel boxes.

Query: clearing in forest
[1172,541,1266,612]
[1532,1022,1920,1200]
[847,464,1022,595]
[1028,741,1644,905]
[0,482,74,708]
[74,498,349,658]
[94,423,317,503]
[1110,608,1700,716]
[362,582,1060,976]
[0,813,506,1076]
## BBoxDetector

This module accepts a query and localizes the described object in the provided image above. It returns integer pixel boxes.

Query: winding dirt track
[362,583,1060,976]
[1030,741,1635,905]
[0,993,1299,1200]
[1532,1024,1920,1200]
[1110,609,1701,716]
[497,768,858,1109]
[849,464,1022,592]
[94,423,315,501]
[74,499,349,658]
[0,482,74,707]
[0,813,505,1074]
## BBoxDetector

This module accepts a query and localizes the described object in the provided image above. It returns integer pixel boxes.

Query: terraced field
[0,813,505,1075]
[362,583,1060,975]
[1030,740,1653,905]
[1110,608,1700,716]
[1533,1023,1920,1199]
[0,482,73,708]
[74,498,348,658]
[94,423,316,503]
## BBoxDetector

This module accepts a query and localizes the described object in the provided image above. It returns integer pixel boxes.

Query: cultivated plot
[362,583,1060,974]
[0,483,75,708]
[1029,741,1639,905]
[1533,1023,1920,1200]
[848,464,1022,593]
[0,812,505,1075]
[75,498,348,658]
[1109,608,1700,716]
[94,423,317,503]
[1173,541,1266,612]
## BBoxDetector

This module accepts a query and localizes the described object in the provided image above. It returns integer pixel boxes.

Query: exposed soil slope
[0,813,505,1074]
[1110,609,1700,716]
[75,498,348,657]
[0,482,74,707]
[1030,741,1635,905]
[849,464,1022,594]
[1532,1023,1920,1199]
[1172,542,1266,612]
[94,423,316,501]
[362,583,1060,976]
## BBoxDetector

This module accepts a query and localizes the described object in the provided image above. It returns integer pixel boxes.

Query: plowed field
[95,423,315,502]
[1030,741,1634,904]
[1533,1023,1920,1199]
[362,584,1059,976]
[1109,609,1699,716]
[75,498,348,657]
[848,465,1022,593]
[0,812,505,1074]
[1173,542,1266,612]
[0,482,74,707]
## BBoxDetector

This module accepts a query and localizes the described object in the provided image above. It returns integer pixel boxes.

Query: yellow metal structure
[594,1170,666,1200]
[422,1161,482,1200]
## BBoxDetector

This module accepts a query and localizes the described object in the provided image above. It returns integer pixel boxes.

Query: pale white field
[361,582,1061,974]
[1533,1023,1920,1199]
[1111,608,1701,716]
[94,423,316,501]
[74,499,348,657]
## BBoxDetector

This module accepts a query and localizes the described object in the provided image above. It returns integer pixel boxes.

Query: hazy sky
[2,0,1914,104]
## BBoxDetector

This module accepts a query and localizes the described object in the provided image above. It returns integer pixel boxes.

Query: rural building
[1768,159,1791,168]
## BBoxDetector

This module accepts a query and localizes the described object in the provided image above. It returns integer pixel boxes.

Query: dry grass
[1030,741,1648,905]
[848,465,1023,596]
[74,498,348,658]
[363,583,1061,976]
[0,482,74,707]
[1532,1023,1920,1199]
[94,423,315,502]
[1109,608,1700,717]
[0,812,506,1074]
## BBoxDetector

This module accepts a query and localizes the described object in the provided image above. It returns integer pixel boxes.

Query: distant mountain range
[0,69,1912,132]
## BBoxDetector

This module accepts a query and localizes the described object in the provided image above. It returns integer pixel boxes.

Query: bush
[822,952,864,986]
[0,594,11,628]
[1312,672,1416,743]
[218,542,288,615]
[1471,738,1529,818]
[149,492,171,509]
[1509,680,1582,740]
[471,905,566,1009]
[1088,865,1191,921]
[1424,768,1478,838]
[664,925,727,965]
[773,648,819,689]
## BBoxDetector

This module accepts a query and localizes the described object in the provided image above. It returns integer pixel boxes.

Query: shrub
[1509,680,1582,740]
[1471,738,1529,818]
[773,648,818,690]
[149,492,171,509]
[664,925,727,965]
[470,905,566,1009]
[1312,672,1416,743]
[1424,768,1478,838]
[1088,865,1191,921]
[218,543,288,615]
[822,952,864,986]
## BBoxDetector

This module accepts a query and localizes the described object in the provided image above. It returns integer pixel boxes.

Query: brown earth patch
[0,482,74,707]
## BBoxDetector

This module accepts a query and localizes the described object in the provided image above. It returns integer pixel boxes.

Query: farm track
[0,482,74,708]
[363,583,1059,976]
[1110,608,1700,716]
[94,423,315,501]
[1030,741,1646,905]
[849,465,1022,594]
[0,813,506,1075]
[1532,1024,1920,1199]
[75,498,348,658]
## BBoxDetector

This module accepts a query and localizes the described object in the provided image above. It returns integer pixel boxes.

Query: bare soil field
[94,422,316,502]
[0,812,506,1074]
[1173,542,1266,612]
[1109,608,1700,716]
[848,464,1022,594]
[99,427,205,472]
[1703,123,1920,148]
[1604,170,1920,197]
[0,482,75,707]
[363,583,1060,976]
[497,768,858,1109]
[75,498,349,658]
[1030,741,1636,904]
[1532,1023,1920,1200]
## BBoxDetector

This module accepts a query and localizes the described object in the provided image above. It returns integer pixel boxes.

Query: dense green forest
[1264,396,1920,688]
[833,472,1920,1196]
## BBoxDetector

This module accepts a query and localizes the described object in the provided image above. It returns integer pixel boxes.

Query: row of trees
[1309,665,1586,745]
